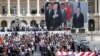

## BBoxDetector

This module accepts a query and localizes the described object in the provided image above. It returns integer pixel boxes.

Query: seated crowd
[0,32,91,56]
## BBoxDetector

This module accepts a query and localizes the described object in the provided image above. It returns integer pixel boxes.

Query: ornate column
[7,0,11,16]
[27,0,31,16]
[95,0,97,14]
[36,0,40,16]
[8,21,11,27]
[17,0,21,16]
[99,0,100,15]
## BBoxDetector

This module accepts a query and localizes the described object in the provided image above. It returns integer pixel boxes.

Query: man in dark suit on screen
[51,3,62,30]
[73,7,84,28]
[45,3,53,30]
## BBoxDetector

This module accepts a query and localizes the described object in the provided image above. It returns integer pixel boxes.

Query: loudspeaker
[71,29,76,33]
[88,19,95,31]
[79,28,85,33]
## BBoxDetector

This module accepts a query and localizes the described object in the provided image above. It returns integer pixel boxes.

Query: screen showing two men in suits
[45,2,88,31]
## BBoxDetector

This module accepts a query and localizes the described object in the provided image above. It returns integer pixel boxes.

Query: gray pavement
[89,41,100,51]
[34,52,41,56]
[34,46,41,56]
[73,34,100,51]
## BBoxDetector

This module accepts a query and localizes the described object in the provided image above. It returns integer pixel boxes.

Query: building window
[31,6,37,14]
[2,6,7,15]
[40,0,45,14]
[88,0,95,14]
[40,6,44,14]
[11,20,15,26]
[11,6,17,15]
[21,6,27,16]
[30,20,38,27]
[21,20,27,26]
[1,20,7,27]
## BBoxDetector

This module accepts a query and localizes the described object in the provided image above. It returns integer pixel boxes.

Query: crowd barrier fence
[55,51,96,56]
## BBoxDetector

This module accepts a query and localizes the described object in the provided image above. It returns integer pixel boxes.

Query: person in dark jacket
[50,3,62,30]
[73,7,84,28]
[45,3,53,30]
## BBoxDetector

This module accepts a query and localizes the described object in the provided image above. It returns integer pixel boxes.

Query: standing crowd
[0,32,91,56]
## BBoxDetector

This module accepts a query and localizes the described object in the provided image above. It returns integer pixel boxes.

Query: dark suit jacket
[45,9,53,30]
[73,13,84,28]
[50,10,62,30]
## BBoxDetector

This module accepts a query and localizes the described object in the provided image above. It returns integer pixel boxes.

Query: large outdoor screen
[45,2,88,31]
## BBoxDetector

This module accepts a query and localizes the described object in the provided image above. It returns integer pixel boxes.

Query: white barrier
[56,51,96,56]
[0,31,71,36]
